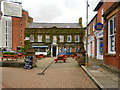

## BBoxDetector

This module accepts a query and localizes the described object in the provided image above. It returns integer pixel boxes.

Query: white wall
[0,17,12,50]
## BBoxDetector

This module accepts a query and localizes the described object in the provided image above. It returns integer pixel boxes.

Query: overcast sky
[22,0,100,27]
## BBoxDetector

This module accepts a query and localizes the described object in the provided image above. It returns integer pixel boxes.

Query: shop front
[88,36,95,58]
[96,30,103,60]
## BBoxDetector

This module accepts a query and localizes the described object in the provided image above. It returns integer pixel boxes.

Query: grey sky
[22,0,100,27]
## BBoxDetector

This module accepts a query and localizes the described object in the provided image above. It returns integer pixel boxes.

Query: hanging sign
[95,23,103,31]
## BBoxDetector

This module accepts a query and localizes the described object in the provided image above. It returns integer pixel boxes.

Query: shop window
[59,35,64,42]
[108,15,116,54]
[67,47,71,52]
[75,35,79,42]
[38,35,42,42]
[46,35,50,42]
[30,35,34,42]
[99,38,103,55]
[60,47,64,52]
[75,47,79,52]
[91,42,93,54]
[67,35,71,42]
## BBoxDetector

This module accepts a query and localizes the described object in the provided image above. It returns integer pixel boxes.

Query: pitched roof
[94,1,103,11]
[28,23,81,28]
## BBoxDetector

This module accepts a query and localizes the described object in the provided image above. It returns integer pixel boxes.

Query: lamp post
[86,0,88,68]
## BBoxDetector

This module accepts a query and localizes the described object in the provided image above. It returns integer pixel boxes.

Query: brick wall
[12,10,33,52]
[103,5,120,70]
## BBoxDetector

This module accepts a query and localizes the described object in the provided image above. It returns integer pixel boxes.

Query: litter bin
[24,56,33,69]
[77,43,86,66]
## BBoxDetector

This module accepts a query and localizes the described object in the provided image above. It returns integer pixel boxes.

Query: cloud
[22,0,100,27]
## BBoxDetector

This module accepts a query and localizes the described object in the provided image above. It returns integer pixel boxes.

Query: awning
[32,46,48,48]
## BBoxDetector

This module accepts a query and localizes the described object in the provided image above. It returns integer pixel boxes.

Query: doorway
[53,46,56,57]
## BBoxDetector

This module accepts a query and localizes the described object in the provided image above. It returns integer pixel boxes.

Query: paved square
[2,58,98,88]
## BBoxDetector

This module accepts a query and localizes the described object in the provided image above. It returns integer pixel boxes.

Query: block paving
[2,57,98,88]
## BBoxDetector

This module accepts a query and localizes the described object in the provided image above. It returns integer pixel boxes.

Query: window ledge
[105,53,116,57]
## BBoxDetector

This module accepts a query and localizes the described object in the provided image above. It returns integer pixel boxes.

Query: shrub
[3,52,16,55]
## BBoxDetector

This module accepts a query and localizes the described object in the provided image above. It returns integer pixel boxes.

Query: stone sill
[105,53,116,57]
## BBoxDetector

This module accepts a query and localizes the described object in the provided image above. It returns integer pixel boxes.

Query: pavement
[2,57,98,88]
[81,58,120,89]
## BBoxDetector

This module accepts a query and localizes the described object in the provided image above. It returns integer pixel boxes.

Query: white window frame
[59,35,64,42]
[30,35,34,42]
[53,36,57,44]
[85,29,87,37]
[102,8,104,24]
[46,35,50,42]
[108,15,116,54]
[75,35,79,42]
[67,35,71,42]
[38,35,42,42]
[93,21,95,31]
[88,26,90,35]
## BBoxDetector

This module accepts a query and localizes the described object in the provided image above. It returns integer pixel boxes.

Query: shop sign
[100,43,103,54]
[64,43,78,46]
[95,23,103,31]
[99,32,103,36]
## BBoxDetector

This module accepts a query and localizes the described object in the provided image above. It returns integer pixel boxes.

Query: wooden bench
[55,54,66,63]
[35,54,45,60]
[2,55,18,61]
[17,53,26,59]
[70,53,77,59]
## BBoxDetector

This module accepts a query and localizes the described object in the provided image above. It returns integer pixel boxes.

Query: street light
[86,0,89,68]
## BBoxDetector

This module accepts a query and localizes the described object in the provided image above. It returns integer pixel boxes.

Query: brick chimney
[79,18,83,28]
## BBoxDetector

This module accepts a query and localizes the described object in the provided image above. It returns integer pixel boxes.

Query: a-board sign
[24,56,33,69]
[95,23,103,31]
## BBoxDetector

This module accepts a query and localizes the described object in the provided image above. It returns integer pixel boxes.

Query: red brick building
[12,10,33,52]
[84,1,120,70]
[103,1,120,70]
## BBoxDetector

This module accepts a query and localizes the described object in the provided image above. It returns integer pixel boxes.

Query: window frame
[46,35,50,42]
[75,35,79,42]
[59,35,64,42]
[108,15,116,54]
[30,35,34,42]
[38,35,42,42]
[67,35,71,42]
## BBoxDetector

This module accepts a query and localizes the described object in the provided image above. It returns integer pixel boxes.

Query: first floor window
[67,35,71,42]
[46,35,50,42]
[75,35,79,42]
[108,15,116,54]
[59,35,64,42]
[30,35,34,42]
[38,35,42,42]
[53,36,57,43]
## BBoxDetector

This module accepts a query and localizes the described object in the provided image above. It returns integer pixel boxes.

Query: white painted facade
[0,17,12,50]
[95,30,103,60]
